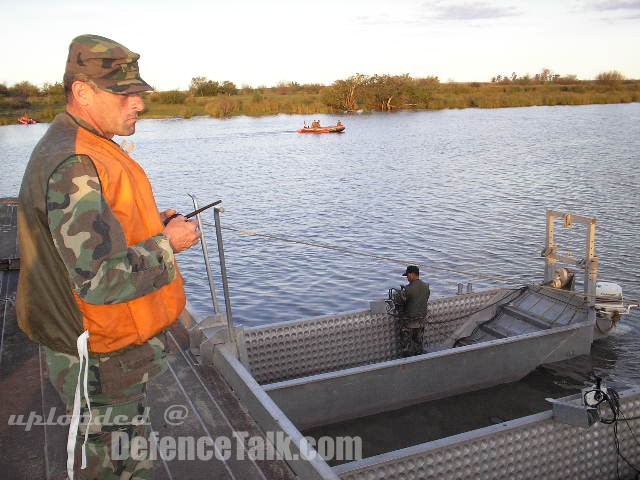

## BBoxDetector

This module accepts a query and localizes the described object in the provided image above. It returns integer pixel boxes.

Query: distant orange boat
[298,123,345,134]
[18,115,38,125]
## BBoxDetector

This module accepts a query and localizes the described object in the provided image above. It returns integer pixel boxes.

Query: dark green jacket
[403,278,430,319]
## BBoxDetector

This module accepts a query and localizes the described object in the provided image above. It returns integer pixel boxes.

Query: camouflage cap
[64,34,153,95]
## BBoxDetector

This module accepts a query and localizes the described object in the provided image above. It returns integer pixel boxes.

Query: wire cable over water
[199,221,640,306]
[206,222,526,284]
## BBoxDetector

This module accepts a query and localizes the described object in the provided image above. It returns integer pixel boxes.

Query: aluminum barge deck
[2,198,639,479]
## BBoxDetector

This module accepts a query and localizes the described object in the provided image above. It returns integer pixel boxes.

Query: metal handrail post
[188,194,221,315]
[213,206,236,351]
[585,218,599,308]
[544,210,556,284]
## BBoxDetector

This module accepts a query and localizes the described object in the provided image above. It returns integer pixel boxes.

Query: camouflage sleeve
[46,154,177,305]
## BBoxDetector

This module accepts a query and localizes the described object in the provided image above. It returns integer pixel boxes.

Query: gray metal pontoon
[184,206,639,479]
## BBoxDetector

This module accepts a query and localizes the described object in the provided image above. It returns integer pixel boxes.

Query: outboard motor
[595,281,637,318]
[385,286,407,316]
[546,268,636,333]
[594,281,637,333]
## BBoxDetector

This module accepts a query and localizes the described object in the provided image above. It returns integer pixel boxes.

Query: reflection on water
[2,105,640,448]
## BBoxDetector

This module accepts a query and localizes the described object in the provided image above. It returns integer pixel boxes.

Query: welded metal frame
[543,209,599,307]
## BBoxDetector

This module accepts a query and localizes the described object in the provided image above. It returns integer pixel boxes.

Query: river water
[2,104,640,455]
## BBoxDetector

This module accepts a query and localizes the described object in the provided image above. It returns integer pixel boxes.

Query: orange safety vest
[72,128,186,353]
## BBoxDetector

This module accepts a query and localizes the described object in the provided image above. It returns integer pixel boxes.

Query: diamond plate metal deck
[239,290,502,384]
[335,390,640,480]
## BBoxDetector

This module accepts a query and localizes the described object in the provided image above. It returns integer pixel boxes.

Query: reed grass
[1,81,638,125]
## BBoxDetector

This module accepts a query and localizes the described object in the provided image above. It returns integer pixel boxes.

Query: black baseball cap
[402,265,419,276]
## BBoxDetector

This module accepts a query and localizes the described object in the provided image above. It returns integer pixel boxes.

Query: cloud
[588,1,640,20]
[591,0,640,10]
[350,2,520,28]
[429,2,521,21]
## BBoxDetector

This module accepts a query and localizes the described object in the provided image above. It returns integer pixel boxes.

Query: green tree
[9,81,40,98]
[220,80,238,95]
[411,76,440,106]
[42,82,65,97]
[321,73,367,111]
[189,77,220,96]
[365,74,414,110]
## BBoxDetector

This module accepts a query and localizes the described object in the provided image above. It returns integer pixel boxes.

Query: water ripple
[2,105,639,386]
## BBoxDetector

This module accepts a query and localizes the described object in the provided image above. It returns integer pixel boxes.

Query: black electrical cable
[592,386,640,478]
[620,411,640,449]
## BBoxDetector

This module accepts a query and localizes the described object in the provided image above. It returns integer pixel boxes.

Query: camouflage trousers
[399,317,426,357]
[45,335,168,480]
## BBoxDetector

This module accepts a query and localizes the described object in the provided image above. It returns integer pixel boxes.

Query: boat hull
[298,125,345,134]
[264,321,594,429]
[234,286,595,429]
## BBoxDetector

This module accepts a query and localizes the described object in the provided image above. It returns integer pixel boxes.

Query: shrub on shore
[1,72,639,125]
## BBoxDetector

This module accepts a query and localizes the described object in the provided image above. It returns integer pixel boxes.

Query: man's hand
[160,209,177,223]
[162,215,202,253]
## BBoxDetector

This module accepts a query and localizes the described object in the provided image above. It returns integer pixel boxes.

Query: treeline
[1,81,66,124]
[490,68,626,85]
[1,70,638,124]
[320,69,636,111]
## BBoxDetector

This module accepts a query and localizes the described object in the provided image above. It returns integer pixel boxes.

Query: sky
[2,0,639,90]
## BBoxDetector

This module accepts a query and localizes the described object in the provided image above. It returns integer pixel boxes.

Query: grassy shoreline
[1,81,638,126]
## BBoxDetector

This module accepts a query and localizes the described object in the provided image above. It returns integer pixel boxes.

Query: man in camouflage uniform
[17,34,202,479]
[398,265,430,357]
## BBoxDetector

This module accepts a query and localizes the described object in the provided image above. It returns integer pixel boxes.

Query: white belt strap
[67,331,92,479]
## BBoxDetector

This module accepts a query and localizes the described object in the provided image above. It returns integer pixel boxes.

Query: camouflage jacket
[47,153,176,304]
[17,112,179,354]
